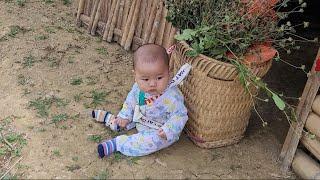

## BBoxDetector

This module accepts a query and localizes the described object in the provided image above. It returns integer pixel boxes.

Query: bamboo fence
[75,0,177,50]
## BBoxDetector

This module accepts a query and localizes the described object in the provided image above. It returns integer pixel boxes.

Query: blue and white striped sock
[97,138,117,158]
[92,110,112,123]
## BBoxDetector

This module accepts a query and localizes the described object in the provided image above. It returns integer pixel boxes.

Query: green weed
[16,0,26,7]
[62,0,71,5]
[127,157,140,166]
[8,25,22,37]
[87,135,102,143]
[22,54,36,68]
[90,90,108,108]
[52,113,69,124]
[66,164,81,172]
[44,26,56,34]
[73,93,82,102]
[46,57,60,68]
[67,56,75,63]
[113,152,124,162]
[93,170,109,180]
[43,0,54,4]
[54,97,69,107]
[96,47,108,56]
[72,156,79,161]
[70,77,83,85]
[28,97,52,117]
[35,34,49,40]
[53,149,61,156]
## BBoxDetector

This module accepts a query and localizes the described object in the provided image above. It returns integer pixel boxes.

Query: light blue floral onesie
[115,83,188,156]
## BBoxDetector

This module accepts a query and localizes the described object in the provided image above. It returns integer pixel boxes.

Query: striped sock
[97,139,117,158]
[92,110,112,123]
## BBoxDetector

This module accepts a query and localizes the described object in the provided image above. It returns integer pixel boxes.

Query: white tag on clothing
[167,63,192,89]
[133,105,163,130]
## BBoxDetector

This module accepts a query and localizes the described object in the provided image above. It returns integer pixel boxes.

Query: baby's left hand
[158,128,167,140]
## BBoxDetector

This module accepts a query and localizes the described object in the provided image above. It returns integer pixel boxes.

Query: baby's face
[134,59,169,96]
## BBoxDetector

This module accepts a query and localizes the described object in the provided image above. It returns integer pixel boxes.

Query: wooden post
[121,0,131,32]
[88,0,100,33]
[107,0,120,42]
[280,48,320,173]
[292,149,320,179]
[102,0,117,41]
[124,0,141,50]
[155,5,167,45]
[114,0,125,42]
[301,132,320,160]
[141,0,152,38]
[91,0,102,35]
[132,0,146,50]
[167,26,177,48]
[76,0,85,27]
[142,0,157,44]
[120,0,137,46]
[148,0,163,43]
[162,21,172,49]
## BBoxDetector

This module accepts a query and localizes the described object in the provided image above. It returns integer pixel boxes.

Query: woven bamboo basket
[172,41,272,148]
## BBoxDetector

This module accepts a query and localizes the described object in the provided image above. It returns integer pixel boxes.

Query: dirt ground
[0,0,319,179]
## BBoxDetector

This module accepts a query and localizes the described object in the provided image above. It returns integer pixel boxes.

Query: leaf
[175,29,196,41]
[271,92,285,110]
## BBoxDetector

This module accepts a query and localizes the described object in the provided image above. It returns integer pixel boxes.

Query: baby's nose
[149,80,156,87]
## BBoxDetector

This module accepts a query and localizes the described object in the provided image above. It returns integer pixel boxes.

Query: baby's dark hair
[133,44,169,69]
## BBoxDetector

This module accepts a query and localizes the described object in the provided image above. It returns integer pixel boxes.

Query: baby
[92,44,190,157]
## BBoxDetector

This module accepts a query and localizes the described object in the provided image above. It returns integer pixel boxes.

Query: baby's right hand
[116,117,130,128]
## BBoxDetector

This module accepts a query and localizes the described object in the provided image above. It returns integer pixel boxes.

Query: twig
[0,156,23,180]
[0,131,14,150]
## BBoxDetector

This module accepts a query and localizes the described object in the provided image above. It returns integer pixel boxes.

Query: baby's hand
[116,117,130,128]
[158,128,167,140]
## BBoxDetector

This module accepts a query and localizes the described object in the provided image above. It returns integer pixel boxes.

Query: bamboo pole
[301,132,320,160]
[76,0,85,27]
[121,0,131,31]
[107,0,121,42]
[132,0,146,50]
[162,22,172,49]
[305,112,320,139]
[292,149,320,179]
[90,0,102,35]
[102,0,117,41]
[114,0,125,42]
[312,95,320,116]
[120,0,137,46]
[280,48,320,173]
[124,0,141,50]
[149,0,163,43]
[142,0,157,44]
[87,0,100,33]
[167,27,177,48]
[141,0,152,38]
[155,4,167,45]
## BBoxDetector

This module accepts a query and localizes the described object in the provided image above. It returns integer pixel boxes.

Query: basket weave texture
[172,41,272,148]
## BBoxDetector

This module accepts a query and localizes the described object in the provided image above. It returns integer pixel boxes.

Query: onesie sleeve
[117,83,138,121]
[161,90,188,142]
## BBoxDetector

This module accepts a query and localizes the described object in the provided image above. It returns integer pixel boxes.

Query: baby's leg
[115,130,176,156]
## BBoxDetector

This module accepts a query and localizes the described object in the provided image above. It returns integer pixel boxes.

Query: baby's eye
[157,76,163,80]
[142,78,149,81]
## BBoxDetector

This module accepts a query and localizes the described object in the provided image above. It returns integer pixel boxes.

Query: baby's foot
[92,110,112,123]
[92,110,119,132]
[97,138,117,158]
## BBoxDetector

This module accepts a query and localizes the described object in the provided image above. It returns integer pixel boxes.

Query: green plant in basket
[166,0,317,126]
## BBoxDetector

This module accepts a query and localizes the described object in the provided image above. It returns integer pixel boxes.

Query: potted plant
[165,0,315,148]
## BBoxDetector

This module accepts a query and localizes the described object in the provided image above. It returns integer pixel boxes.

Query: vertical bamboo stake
[142,0,157,44]
[91,0,102,35]
[132,0,146,50]
[155,4,167,45]
[107,0,120,42]
[168,27,177,48]
[124,0,141,50]
[120,0,137,46]
[141,0,152,37]
[121,0,131,31]
[148,0,163,43]
[102,0,117,40]
[87,0,100,33]
[76,0,85,27]
[162,22,172,49]
[114,0,125,42]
